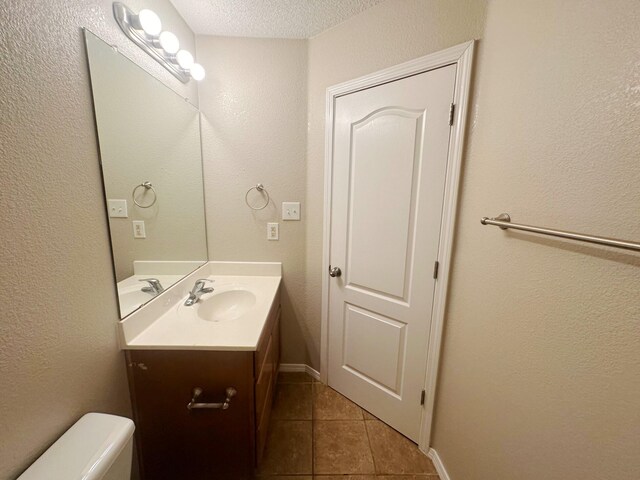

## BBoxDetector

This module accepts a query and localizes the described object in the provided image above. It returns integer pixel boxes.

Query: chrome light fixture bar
[113,2,205,83]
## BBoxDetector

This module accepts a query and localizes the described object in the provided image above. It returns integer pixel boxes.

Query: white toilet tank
[18,413,135,480]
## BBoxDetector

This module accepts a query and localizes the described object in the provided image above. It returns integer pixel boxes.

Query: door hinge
[433,260,439,279]
[448,103,455,126]
[420,389,426,406]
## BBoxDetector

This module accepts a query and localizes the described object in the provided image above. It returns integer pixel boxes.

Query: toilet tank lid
[17,413,135,480]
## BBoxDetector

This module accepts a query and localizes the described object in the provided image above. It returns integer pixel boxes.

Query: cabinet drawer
[255,301,280,374]
[256,376,274,466]
[255,334,274,424]
[272,316,280,386]
[255,315,280,465]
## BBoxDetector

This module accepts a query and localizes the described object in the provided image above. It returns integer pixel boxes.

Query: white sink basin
[189,289,257,322]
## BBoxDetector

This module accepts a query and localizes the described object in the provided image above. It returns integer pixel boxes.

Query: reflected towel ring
[245,183,270,210]
[132,182,157,208]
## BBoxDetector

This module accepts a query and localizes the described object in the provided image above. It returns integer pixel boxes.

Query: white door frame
[320,41,475,453]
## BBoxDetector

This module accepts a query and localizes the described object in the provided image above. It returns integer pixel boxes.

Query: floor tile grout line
[311,377,315,477]
[306,375,316,477]
[363,414,378,475]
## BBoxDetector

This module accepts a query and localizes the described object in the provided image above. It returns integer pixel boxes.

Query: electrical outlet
[267,223,279,240]
[282,202,300,221]
[133,220,146,238]
[108,199,128,218]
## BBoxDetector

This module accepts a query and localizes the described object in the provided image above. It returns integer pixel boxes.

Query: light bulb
[190,63,205,81]
[135,9,161,37]
[159,31,180,55]
[176,50,194,70]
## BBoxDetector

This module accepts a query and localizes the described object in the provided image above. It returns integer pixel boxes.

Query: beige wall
[431,1,640,479]
[196,36,311,364]
[305,0,489,368]
[305,0,639,478]
[0,1,195,478]
[2,0,638,478]
[194,0,488,371]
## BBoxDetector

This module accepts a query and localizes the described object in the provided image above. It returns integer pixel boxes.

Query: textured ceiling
[169,0,385,38]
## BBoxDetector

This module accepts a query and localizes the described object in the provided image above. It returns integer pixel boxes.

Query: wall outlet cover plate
[133,220,146,238]
[267,222,279,240]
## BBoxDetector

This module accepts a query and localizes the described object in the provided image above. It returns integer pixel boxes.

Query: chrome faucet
[184,279,214,306]
[139,278,164,296]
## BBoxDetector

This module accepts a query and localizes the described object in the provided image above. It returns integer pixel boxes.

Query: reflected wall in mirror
[84,30,208,318]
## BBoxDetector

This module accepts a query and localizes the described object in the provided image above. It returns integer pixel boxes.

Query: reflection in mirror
[84,30,208,318]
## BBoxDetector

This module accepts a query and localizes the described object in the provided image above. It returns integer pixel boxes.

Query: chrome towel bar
[481,213,640,252]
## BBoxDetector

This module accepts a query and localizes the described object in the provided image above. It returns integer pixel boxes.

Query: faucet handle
[139,278,164,295]
[194,278,214,288]
[191,278,214,294]
[139,278,163,289]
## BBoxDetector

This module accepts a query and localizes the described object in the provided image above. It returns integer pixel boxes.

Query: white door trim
[320,41,475,452]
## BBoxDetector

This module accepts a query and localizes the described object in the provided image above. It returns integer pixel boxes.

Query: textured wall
[305,0,489,368]
[196,36,310,364]
[431,1,640,479]
[0,1,196,478]
[86,32,207,282]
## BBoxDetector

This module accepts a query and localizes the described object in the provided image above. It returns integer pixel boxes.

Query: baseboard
[428,448,451,480]
[279,363,321,381]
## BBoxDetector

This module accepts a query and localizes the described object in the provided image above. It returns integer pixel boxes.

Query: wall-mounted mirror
[84,30,208,318]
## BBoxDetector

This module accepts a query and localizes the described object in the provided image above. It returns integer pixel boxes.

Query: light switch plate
[267,222,279,240]
[133,220,146,238]
[108,199,128,218]
[282,202,300,221]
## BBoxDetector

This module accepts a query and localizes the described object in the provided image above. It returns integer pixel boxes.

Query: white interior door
[327,64,457,441]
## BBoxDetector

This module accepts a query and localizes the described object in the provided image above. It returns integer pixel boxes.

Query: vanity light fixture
[190,63,206,81]
[176,50,194,70]
[113,2,206,83]
[158,31,180,55]
[131,9,161,37]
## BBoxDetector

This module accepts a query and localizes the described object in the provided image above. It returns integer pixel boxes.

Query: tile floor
[256,372,439,479]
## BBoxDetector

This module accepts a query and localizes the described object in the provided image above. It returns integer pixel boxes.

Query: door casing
[320,41,475,453]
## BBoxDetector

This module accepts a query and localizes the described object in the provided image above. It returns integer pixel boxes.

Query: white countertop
[118,262,282,351]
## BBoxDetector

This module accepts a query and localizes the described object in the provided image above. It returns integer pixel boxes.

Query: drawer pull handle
[187,387,237,410]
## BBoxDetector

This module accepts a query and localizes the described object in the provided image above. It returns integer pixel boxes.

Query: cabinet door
[255,313,281,464]
[127,350,255,480]
[272,316,281,391]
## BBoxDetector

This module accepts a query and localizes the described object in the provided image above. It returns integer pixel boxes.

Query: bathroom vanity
[86,32,283,479]
[119,262,282,480]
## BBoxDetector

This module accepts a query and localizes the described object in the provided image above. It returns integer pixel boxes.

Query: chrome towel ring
[245,183,270,210]
[132,181,157,208]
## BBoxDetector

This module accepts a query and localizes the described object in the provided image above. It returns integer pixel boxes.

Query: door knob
[329,266,342,278]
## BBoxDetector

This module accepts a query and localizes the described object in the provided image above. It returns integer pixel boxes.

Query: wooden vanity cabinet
[125,301,281,480]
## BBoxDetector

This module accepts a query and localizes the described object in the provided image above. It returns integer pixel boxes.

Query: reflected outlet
[133,220,146,238]
[267,223,279,241]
